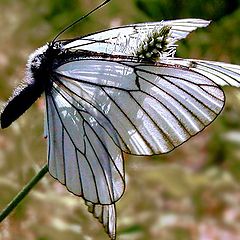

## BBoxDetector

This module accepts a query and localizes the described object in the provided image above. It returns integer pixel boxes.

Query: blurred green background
[0,0,240,239]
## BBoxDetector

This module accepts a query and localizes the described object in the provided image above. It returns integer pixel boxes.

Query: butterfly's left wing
[62,19,210,55]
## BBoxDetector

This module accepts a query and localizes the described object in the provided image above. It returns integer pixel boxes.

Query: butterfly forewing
[52,58,225,157]
[63,19,210,55]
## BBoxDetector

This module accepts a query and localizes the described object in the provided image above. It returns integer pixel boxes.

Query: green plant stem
[0,164,48,222]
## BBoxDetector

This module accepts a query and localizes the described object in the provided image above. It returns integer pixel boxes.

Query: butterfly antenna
[52,0,111,43]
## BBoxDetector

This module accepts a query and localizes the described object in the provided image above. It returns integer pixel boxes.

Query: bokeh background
[0,0,240,239]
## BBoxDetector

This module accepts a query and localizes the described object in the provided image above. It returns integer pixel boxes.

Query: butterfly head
[26,42,63,86]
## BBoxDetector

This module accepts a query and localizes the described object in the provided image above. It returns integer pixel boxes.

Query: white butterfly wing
[163,58,240,87]
[63,19,210,55]
[45,83,125,204]
[85,201,116,240]
[52,58,224,156]
[45,57,225,238]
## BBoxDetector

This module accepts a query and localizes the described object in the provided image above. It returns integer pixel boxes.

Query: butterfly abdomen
[0,82,44,128]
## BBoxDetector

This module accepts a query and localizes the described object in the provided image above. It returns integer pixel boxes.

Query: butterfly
[1,2,240,239]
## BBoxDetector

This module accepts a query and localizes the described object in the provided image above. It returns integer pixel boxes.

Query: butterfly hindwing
[164,59,240,87]
[85,201,117,240]
[45,82,125,204]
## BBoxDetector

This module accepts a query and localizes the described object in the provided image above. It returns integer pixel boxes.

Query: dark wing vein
[162,58,240,87]
[52,82,126,195]
[46,82,125,204]
[100,87,155,154]
[55,76,131,153]
[129,89,176,148]
[191,61,240,87]
[85,201,117,240]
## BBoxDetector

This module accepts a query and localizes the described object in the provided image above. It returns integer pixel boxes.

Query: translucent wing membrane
[45,53,232,239]
[85,201,116,240]
[44,17,239,239]
[53,58,224,157]
[163,59,240,87]
[45,84,125,204]
[63,19,210,55]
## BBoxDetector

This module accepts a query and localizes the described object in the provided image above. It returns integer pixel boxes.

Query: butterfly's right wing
[62,19,210,55]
